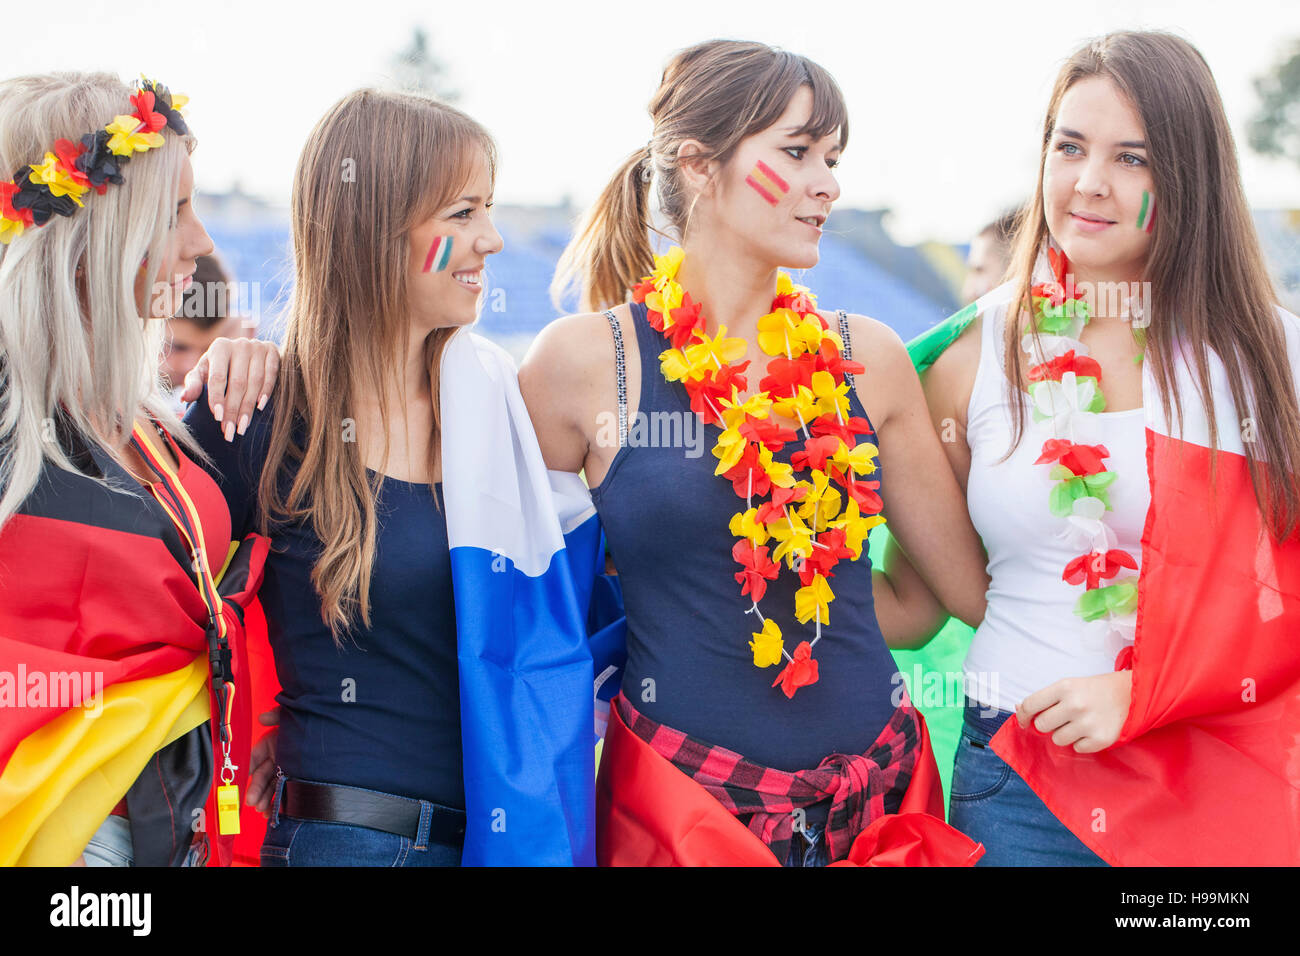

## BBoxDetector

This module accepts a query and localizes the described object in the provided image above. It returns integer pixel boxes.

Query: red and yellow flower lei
[632,247,886,698]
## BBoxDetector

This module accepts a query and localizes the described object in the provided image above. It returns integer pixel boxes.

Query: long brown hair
[553,39,848,313]
[1002,31,1300,539]
[260,89,497,639]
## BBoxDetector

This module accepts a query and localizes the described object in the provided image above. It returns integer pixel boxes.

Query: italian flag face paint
[423,235,453,273]
[1136,191,1156,233]
[745,160,790,206]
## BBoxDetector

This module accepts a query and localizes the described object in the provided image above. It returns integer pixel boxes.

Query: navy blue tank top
[590,301,902,772]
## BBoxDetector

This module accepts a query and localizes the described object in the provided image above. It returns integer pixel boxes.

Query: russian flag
[992,308,1300,865]
[439,329,611,866]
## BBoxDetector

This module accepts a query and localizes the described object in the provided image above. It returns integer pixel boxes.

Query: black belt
[280,779,466,845]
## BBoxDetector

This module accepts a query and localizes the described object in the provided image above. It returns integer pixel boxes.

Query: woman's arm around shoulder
[842,312,988,629]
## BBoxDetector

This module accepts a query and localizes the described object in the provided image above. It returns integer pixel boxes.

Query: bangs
[791,59,850,150]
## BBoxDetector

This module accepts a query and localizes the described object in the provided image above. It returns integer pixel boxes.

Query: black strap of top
[837,310,856,390]
[603,310,628,448]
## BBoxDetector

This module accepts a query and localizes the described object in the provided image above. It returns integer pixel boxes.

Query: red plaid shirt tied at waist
[616,694,919,864]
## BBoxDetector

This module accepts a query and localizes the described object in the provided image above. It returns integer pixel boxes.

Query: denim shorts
[82,814,134,867]
[947,698,1107,867]
[261,774,463,867]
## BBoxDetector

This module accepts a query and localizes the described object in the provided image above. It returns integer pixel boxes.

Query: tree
[1249,40,1300,168]
[390,27,459,102]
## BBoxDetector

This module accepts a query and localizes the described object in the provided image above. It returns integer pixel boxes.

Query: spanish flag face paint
[423,235,453,273]
[745,160,790,207]
[1136,191,1156,233]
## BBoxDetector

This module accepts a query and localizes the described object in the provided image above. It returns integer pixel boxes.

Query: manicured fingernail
[258,394,268,411]
[238,414,249,436]
[214,404,224,423]
[224,420,235,442]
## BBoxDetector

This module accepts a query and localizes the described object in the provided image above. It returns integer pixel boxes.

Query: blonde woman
[0,72,267,866]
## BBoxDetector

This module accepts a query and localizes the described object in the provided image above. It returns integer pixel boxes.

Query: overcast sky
[12,0,1300,243]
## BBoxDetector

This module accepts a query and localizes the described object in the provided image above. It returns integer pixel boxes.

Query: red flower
[723,444,770,498]
[841,478,883,515]
[774,291,818,314]
[1035,439,1110,476]
[739,417,797,452]
[683,362,750,424]
[759,354,817,395]
[666,293,705,349]
[798,528,854,586]
[812,415,873,445]
[631,278,655,304]
[790,434,841,472]
[130,90,168,135]
[772,641,820,698]
[733,539,780,603]
[755,484,808,523]
[1063,549,1138,589]
[52,139,92,192]
[0,181,34,226]
[1114,645,1135,671]
[1028,349,1103,384]
[815,338,865,380]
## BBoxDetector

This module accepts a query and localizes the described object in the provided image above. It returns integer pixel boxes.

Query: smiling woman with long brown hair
[906,30,1300,866]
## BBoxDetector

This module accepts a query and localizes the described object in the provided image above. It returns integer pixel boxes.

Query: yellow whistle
[217,784,241,836]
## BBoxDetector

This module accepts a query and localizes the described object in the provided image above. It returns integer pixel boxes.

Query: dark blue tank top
[590,301,902,773]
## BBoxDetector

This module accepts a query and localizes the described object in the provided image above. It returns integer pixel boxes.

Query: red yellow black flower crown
[0,78,189,245]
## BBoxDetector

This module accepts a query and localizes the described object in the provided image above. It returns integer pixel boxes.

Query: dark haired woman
[908,30,1300,866]
[521,39,989,866]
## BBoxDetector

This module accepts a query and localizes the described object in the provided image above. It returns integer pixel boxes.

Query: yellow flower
[659,346,709,383]
[795,573,835,625]
[729,508,769,548]
[769,511,812,567]
[757,308,805,357]
[105,116,165,156]
[791,316,828,354]
[0,215,26,244]
[758,446,795,488]
[831,440,880,477]
[772,385,819,426]
[712,425,747,476]
[654,246,685,281]
[749,619,784,668]
[684,325,747,373]
[796,470,843,532]
[169,93,189,113]
[830,499,887,559]
[810,370,851,420]
[28,153,88,205]
[645,280,683,316]
[717,387,771,430]
[775,272,806,298]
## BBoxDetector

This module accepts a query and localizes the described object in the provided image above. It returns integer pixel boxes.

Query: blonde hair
[0,72,196,530]
[260,88,497,639]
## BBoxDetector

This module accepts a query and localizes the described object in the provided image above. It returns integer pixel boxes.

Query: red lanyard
[129,421,238,794]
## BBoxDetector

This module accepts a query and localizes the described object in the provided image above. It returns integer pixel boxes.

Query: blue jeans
[262,774,462,867]
[948,699,1107,867]
[784,821,829,867]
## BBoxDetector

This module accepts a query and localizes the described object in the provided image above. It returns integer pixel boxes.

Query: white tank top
[962,291,1150,713]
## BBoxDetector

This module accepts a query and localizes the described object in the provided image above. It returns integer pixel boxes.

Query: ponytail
[551,147,654,313]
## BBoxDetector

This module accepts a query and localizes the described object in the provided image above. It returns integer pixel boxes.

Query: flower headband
[0,78,189,244]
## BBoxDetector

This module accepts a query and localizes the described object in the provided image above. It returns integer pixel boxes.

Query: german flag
[0,420,266,866]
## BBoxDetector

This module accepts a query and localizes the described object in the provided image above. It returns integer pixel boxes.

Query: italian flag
[992,312,1300,865]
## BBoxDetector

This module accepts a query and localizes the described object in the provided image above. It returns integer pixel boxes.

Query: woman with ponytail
[520,39,989,866]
